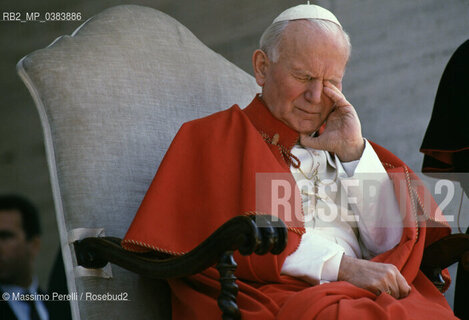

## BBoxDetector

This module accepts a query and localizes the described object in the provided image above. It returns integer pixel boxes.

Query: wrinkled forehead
[277,20,348,61]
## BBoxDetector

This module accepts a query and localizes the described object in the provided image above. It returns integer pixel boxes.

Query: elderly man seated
[122,4,456,319]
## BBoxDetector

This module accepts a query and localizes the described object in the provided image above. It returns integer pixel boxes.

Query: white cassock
[281,139,403,284]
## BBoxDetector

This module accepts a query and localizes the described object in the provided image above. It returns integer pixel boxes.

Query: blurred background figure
[420,39,469,320]
[0,194,47,320]
[0,194,71,320]
[420,39,469,179]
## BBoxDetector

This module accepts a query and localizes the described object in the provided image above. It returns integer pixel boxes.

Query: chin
[296,125,319,136]
[294,120,321,134]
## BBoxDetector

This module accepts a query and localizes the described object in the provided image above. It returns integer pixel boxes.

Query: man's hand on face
[300,81,365,162]
[338,255,412,299]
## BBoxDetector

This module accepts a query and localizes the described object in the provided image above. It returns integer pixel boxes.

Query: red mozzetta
[123,96,455,319]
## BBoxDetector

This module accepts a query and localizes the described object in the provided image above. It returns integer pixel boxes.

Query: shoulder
[163,104,256,159]
[177,104,254,140]
[368,140,407,169]
[182,104,243,128]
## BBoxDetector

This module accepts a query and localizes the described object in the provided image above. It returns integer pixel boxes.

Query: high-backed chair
[17,5,263,319]
[17,4,468,320]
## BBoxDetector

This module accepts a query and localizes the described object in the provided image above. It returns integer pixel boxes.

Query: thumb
[300,134,323,150]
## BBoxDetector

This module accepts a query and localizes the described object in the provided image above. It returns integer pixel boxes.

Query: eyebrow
[291,69,318,79]
[291,70,341,84]
[290,67,342,82]
[291,68,312,75]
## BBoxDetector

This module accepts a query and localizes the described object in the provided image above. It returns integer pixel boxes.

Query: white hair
[259,19,351,62]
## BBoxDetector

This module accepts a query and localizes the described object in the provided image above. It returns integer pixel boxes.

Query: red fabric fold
[123,96,456,319]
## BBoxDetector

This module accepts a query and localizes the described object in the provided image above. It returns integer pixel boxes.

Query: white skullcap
[273,4,342,28]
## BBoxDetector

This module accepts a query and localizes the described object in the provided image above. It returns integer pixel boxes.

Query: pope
[123,4,457,319]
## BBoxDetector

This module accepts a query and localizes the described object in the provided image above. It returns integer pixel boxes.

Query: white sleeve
[337,139,403,257]
[281,230,345,284]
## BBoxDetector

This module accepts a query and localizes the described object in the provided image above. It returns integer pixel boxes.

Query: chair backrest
[17,5,258,319]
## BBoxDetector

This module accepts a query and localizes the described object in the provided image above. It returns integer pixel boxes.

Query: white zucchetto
[273,4,342,28]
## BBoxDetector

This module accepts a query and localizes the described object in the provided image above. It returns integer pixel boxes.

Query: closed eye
[293,74,314,82]
[325,79,340,87]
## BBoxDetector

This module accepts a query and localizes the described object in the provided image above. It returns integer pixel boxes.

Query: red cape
[123,96,456,319]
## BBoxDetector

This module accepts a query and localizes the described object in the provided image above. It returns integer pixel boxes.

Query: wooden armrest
[421,233,469,290]
[74,214,287,320]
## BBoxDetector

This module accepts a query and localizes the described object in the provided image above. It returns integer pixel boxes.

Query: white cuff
[321,250,344,281]
[340,139,377,177]
[281,231,345,284]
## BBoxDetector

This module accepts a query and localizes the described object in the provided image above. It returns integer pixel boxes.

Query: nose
[304,80,323,105]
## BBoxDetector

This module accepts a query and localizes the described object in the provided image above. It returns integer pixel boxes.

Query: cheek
[323,94,333,107]
[4,241,25,257]
[322,102,335,118]
[272,83,300,107]
[283,83,307,104]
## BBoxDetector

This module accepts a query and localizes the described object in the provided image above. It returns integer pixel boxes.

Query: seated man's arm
[337,140,410,299]
[299,81,409,299]
[281,231,345,284]
[338,255,411,299]
[339,139,403,257]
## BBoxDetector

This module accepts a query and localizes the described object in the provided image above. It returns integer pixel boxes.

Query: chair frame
[74,214,287,320]
[74,214,468,320]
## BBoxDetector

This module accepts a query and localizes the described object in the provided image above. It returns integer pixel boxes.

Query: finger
[384,266,403,299]
[396,273,411,298]
[323,80,341,93]
[388,280,400,299]
[323,82,349,107]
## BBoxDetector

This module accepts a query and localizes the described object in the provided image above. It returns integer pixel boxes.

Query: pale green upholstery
[17,5,258,319]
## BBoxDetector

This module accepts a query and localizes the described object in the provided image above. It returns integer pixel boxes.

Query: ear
[252,49,270,87]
